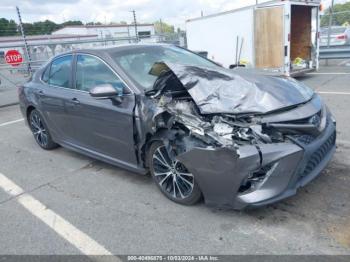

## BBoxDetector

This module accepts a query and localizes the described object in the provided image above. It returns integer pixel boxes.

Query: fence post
[16,6,32,75]
[131,10,139,43]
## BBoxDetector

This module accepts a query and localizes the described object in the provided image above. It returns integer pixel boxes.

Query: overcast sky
[0,0,348,29]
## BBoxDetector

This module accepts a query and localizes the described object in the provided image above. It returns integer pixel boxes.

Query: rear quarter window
[48,55,73,88]
[41,65,50,83]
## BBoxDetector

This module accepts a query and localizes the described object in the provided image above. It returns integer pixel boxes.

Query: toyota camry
[18,44,336,209]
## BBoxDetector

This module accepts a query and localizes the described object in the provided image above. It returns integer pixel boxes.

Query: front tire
[148,141,202,205]
[29,109,58,150]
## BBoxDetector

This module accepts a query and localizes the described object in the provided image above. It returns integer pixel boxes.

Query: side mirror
[89,84,118,99]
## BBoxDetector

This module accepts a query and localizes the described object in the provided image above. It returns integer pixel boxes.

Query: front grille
[293,135,315,145]
[302,132,336,177]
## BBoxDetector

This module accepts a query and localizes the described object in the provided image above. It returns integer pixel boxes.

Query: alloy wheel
[30,111,49,147]
[152,146,194,199]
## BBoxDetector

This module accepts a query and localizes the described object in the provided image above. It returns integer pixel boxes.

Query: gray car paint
[175,98,335,209]
[19,44,336,209]
[159,62,314,115]
[21,51,143,174]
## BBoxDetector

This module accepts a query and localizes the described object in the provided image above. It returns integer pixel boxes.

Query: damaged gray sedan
[19,44,336,209]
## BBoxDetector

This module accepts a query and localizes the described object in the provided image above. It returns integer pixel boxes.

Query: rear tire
[148,141,202,205]
[29,109,58,150]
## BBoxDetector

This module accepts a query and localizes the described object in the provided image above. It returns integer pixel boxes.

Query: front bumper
[177,117,336,210]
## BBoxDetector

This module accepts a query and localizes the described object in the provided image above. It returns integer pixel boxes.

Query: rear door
[38,54,76,142]
[66,54,138,166]
[254,6,284,70]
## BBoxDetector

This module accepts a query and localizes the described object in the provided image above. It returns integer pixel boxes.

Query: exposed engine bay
[134,62,336,209]
[143,62,326,149]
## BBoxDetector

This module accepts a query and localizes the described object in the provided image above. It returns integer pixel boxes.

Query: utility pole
[327,0,335,48]
[127,25,131,43]
[160,19,163,35]
[16,6,32,74]
[326,0,335,66]
[131,10,138,42]
[159,18,164,42]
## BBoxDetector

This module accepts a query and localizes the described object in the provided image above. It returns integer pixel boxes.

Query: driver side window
[76,55,128,94]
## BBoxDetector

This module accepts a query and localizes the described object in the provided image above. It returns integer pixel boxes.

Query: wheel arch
[26,105,36,123]
[142,128,177,168]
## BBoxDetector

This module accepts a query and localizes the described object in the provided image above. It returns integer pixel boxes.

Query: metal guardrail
[319,46,350,60]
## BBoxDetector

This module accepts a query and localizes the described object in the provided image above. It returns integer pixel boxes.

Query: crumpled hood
[163,63,314,115]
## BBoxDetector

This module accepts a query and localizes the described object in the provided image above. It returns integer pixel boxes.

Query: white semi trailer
[186,0,322,76]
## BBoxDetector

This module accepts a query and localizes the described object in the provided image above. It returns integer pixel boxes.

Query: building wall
[52,27,88,35]
[52,25,156,40]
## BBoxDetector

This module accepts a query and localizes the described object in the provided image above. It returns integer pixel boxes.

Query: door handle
[38,90,44,96]
[71,98,80,105]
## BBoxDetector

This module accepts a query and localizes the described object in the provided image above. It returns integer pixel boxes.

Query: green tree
[0,18,86,36]
[154,20,175,34]
[7,20,18,36]
[86,22,102,26]
[22,22,35,35]
[0,18,18,36]
[321,2,350,27]
[31,20,60,35]
[61,20,83,27]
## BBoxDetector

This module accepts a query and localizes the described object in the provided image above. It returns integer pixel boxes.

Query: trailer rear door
[254,6,284,69]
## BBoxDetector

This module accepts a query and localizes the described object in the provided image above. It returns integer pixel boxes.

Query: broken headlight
[238,163,278,194]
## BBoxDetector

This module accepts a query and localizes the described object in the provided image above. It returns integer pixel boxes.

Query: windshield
[111,45,220,90]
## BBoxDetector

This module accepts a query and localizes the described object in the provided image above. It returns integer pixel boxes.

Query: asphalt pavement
[0,64,349,256]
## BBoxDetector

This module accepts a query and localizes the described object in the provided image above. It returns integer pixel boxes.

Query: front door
[67,54,138,166]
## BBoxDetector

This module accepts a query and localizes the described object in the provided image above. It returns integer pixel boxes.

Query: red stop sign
[5,50,23,66]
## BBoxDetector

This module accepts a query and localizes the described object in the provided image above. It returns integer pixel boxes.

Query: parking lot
[0,64,349,256]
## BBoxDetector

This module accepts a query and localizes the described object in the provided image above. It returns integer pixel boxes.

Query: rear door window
[48,55,73,88]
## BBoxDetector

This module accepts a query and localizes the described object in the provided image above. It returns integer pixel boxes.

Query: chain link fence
[320,11,350,47]
[319,12,350,62]
[0,33,184,106]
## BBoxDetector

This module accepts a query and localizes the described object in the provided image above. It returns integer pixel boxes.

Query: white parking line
[0,118,24,127]
[338,140,350,146]
[0,172,113,256]
[307,72,350,75]
[318,91,350,95]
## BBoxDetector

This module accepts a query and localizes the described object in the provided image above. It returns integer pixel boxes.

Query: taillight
[336,34,347,40]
